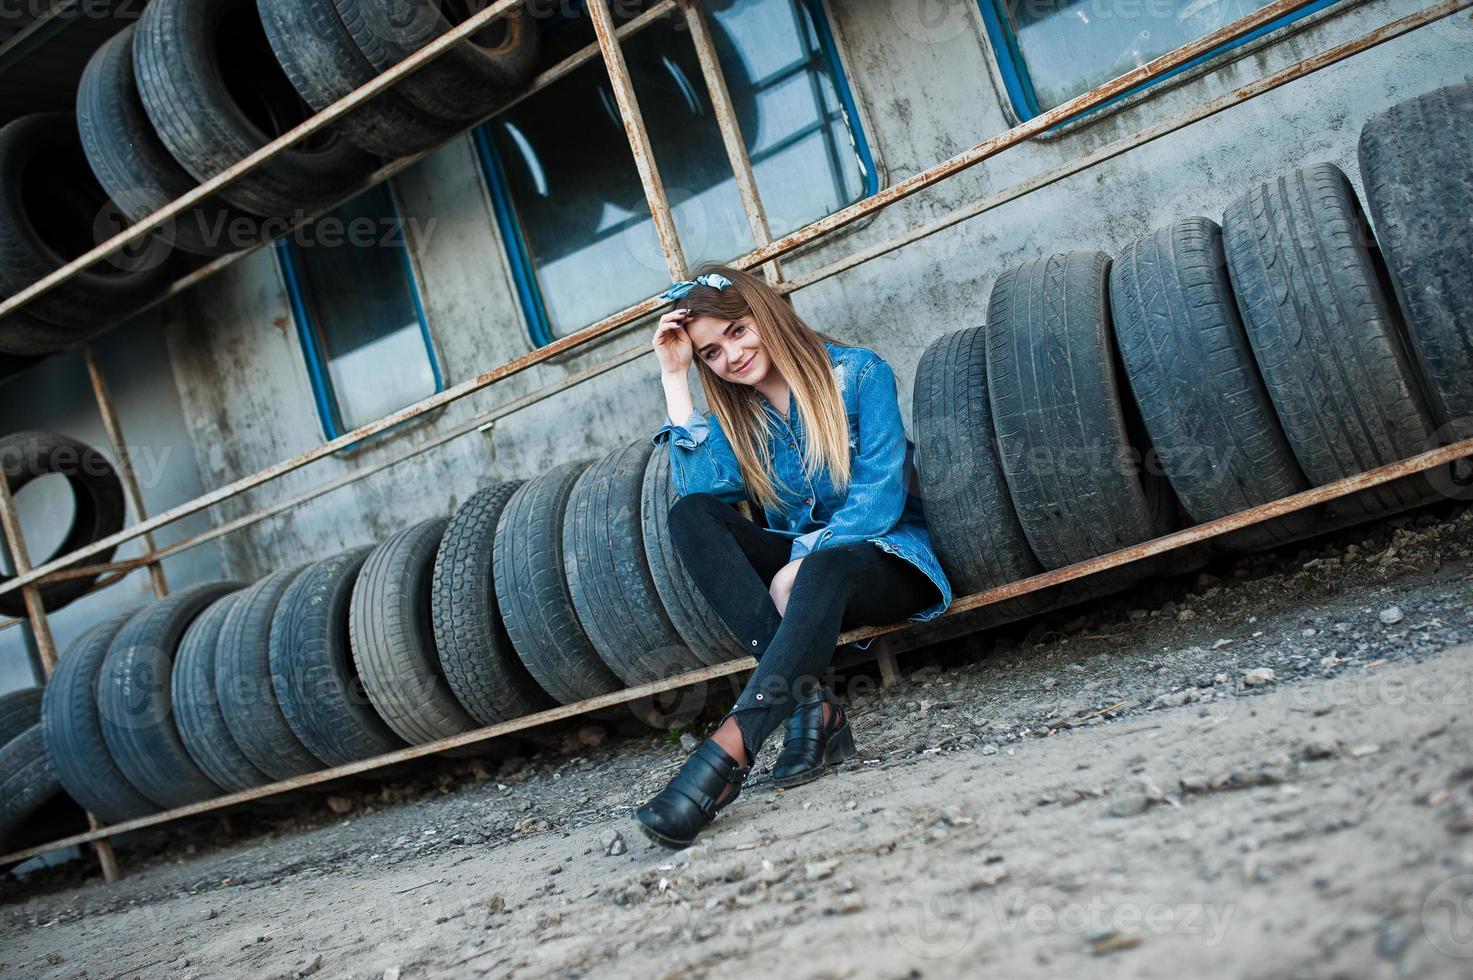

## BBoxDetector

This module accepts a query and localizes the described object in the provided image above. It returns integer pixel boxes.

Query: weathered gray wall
[158,0,1472,584]
[0,310,225,692]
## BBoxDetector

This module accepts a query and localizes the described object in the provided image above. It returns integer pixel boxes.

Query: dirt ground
[4,502,1473,979]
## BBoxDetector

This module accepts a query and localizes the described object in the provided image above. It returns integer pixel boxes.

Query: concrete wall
[0,309,226,692]
[70,0,1473,591]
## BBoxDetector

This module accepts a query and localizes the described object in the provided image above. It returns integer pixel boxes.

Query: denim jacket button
[804,497,813,505]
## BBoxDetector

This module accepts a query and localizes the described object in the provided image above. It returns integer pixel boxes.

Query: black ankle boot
[635,738,751,849]
[771,686,856,788]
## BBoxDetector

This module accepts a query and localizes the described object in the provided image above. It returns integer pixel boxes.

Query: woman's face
[685,313,770,386]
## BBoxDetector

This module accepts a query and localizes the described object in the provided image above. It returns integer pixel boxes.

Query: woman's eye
[732,325,746,336]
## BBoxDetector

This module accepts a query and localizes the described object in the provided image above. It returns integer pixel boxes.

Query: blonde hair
[678,264,849,509]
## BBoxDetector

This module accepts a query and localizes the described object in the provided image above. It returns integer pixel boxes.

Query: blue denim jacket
[651,342,952,622]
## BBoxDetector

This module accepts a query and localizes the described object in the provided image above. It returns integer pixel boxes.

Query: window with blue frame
[475,0,877,345]
[977,0,1341,119]
[276,182,442,439]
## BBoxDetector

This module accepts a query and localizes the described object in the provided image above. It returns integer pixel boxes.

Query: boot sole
[635,817,693,850]
[772,721,857,789]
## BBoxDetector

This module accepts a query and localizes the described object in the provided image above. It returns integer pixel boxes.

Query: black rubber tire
[0,310,85,358]
[495,460,624,705]
[332,0,539,122]
[639,449,744,667]
[431,482,554,726]
[0,725,66,852]
[173,589,273,792]
[565,443,702,687]
[1110,217,1320,550]
[256,0,459,157]
[216,568,329,779]
[273,548,409,765]
[912,325,1043,598]
[77,24,263,258]
[96,581,241,809]
[1359,83,1473,440]
[133,0,376,218]
[42,612,159,824]
[987,250,1179,570]
[0,687,42,748]
[351,519,480,745]
[0,431,126,618]
[1223,163,1440,517]
[0,113,174,336]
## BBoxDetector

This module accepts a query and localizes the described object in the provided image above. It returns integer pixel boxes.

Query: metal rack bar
[3,434,1468,868]
[0,477,57,674]
[587,0,688,280]
[0,450,121,881]
[680,0,783,284]
[83,346,169,600]
[0,0,1336,601]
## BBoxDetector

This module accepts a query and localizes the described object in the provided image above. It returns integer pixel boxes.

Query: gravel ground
[3,503,1473,979]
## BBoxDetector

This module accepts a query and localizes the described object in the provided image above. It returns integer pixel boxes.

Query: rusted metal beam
[782,0,1472,295]
[680,0,781,284]
[0,471,59,674]
[841,437,1473,647]
[83,346,169,599]
[4,434,1469,866]
[0,444,119,879]
[587,0,687,280]
[0,0,525,322]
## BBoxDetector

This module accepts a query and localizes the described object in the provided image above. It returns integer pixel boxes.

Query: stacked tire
[912,83,1472,615]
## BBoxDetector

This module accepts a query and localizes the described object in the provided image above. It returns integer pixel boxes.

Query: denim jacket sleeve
[790,358,909,561]
[651,409,748,504]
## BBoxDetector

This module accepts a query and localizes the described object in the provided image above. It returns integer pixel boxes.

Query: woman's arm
[651,310,747,503]
[790,357,909,559]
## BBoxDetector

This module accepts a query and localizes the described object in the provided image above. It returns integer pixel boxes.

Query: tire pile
[914,84,1472,604]
[0,0,539,368]
[0,441,746,853]
[2,84,1469,856]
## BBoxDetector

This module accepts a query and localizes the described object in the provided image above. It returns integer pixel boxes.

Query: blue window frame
[475,0,877,346]
[276,182,442,441]
[976,0,1341,121]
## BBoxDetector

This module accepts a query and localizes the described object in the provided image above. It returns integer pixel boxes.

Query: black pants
[667,493,938,761]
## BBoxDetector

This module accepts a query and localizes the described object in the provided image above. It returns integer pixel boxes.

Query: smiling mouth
[732,352,756,374]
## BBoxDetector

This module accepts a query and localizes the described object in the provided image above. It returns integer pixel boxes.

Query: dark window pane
[483,0,871,339]
[286,182,438,432]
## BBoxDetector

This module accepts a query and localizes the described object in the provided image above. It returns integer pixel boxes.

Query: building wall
[153,0,1472,585]
[0,310,226,691]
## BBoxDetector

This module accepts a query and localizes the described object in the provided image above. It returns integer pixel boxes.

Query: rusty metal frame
[0,0,1465,879]
[3,434,1469,869]
[588,0,688,280]
[5,0,1456,601]
[0,0,1349,602]
[679,0,782,284]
